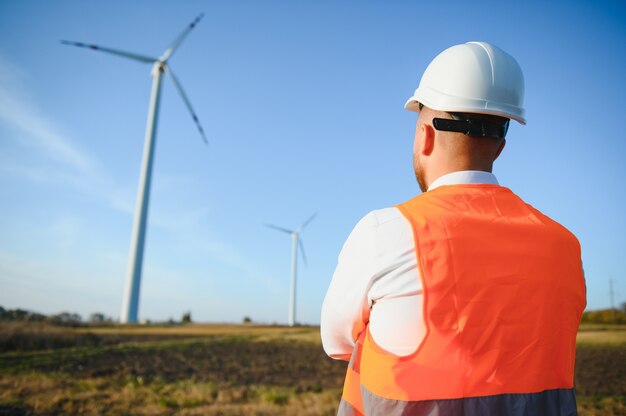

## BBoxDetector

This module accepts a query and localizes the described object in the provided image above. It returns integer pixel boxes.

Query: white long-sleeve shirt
[320,170,500,360]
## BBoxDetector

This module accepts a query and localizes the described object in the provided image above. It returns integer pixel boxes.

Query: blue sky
[1,0,625,324]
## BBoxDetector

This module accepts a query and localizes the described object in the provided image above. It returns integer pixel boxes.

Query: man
[321,41,586,416]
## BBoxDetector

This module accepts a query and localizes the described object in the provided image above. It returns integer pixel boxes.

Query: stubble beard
[414,154,428,193]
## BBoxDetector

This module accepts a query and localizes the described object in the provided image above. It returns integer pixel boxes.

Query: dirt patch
[575,346,626,396]
[1,338,347,392]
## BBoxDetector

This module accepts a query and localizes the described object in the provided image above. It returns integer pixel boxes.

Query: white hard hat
[405,41,526,124]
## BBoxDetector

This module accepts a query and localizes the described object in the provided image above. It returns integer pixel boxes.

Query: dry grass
[577,396,626,416]
[577,323,626,346]
[0,373,341,415]
[76,323,303,337]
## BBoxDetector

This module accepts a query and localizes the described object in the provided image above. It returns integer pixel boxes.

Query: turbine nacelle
[266,212,316,267]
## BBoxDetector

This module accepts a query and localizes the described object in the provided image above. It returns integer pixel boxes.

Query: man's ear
[421,124,435,156]
[494,138,506,161]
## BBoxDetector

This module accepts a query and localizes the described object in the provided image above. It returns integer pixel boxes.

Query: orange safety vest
[338,184,586,416]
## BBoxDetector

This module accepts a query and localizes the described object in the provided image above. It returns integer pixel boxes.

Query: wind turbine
[267,213,317,327]
[62,14,207,323]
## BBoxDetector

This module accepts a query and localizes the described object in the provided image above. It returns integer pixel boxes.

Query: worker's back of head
[404,41,525,191]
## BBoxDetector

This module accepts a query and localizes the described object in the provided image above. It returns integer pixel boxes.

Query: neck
[426,161,493,189]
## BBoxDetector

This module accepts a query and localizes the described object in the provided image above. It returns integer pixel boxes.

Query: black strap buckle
[432,117,509,139]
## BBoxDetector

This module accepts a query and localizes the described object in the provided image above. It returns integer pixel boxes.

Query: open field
[575,324,626,415]
[0,322,624,415]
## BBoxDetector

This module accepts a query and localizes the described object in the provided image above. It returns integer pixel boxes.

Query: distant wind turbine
[62,14,207,324]
[267,213,317,327]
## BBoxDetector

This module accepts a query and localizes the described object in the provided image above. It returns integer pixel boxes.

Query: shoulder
[523,202,582,249]
[339,207,413,260]
[351,207,409,234]
[492,188,583,256]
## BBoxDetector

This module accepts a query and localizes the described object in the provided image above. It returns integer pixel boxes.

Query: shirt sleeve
[320,211,379,360]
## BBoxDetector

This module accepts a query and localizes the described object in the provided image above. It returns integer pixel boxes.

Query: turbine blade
[299,212,318,232]
[164,66,208,145]
[160,13,204,62]
[265,224,293,234]
[298,238,308,267]
[60,40,157,63]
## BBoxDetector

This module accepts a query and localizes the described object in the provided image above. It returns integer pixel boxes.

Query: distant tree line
[4,303,626,326]
[581,304,626,324]
[0,306,113,326]
[0,306,194,325]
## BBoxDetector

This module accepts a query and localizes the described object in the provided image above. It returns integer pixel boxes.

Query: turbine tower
[62,14,207,323]
[267,213,317,326]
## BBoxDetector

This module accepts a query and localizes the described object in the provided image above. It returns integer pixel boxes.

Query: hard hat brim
[404,94,526,125]
[404,98,422,112]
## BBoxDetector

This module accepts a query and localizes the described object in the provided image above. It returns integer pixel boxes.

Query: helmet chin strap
[432,117,509,139]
